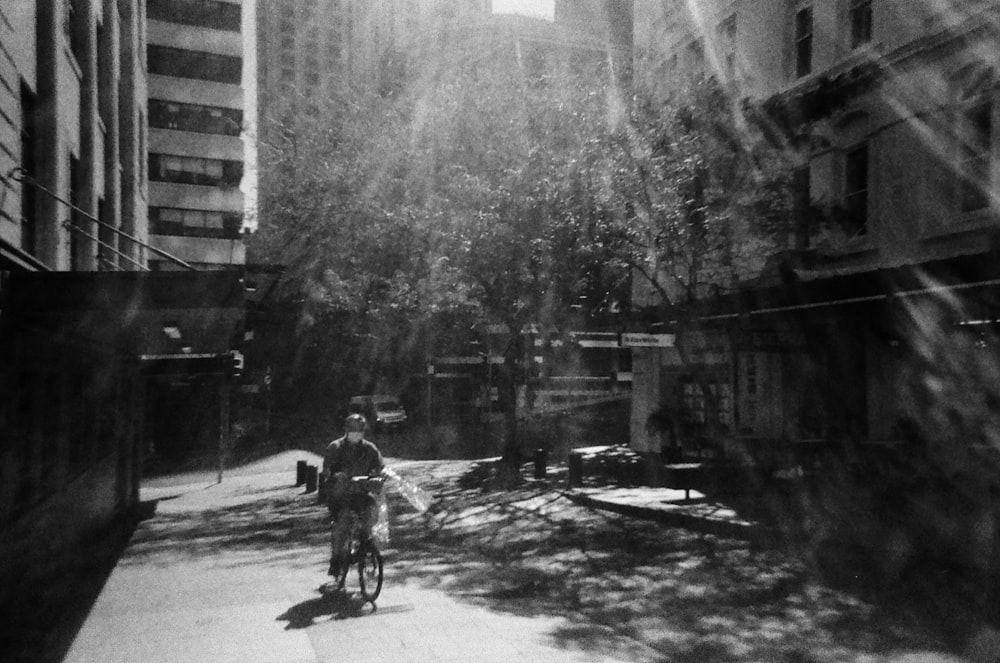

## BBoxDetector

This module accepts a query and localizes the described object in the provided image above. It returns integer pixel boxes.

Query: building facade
[629,0,1000,462]
[0,1,250,622]
[1,0,149,272]
[0,0,150,613]
[146,0,247,269]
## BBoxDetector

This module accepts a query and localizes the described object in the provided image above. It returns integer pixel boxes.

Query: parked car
[349,394,408,431]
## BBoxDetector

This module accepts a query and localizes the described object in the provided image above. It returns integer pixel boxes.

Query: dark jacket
[322,436,384,510]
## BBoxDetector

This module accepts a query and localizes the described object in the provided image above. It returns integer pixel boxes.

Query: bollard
[305,465,318,493]
[533,448,548,480]
[296,460,308,486]
[567,452,582,487]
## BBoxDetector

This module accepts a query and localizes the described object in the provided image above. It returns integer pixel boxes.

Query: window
[66,0,87,63]
[70,156,84,270]
[718,14,737,80]
[97,197,114,270]
[682,382,732,427]
[20,81,37,255]
[850,0,873,48]
[959,96,992,212]
[794,6,813,78]
[138,109,147,184]
[148,153,243,187]
[844,143,869,235]
[147,0,241,32]
[151,206,241,238]
[147,45,242,84]
[149,99,242,135]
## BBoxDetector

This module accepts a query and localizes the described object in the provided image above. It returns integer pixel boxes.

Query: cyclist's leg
[329,505,352,584]
[359,494,378,541]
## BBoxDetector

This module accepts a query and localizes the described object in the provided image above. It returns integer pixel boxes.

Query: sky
[491,0,555,21]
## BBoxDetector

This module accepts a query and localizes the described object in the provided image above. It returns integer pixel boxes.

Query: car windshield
[375,399,401,410]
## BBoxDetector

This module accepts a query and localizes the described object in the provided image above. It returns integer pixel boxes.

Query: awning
[623,252,1000,330]
[2,270,246,373]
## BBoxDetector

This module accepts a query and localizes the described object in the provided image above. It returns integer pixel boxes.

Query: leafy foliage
[249,19,798,460]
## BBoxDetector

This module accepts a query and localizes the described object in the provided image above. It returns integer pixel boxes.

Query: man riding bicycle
[322,414,385,585]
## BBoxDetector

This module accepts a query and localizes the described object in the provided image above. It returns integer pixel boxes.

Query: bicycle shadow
[276,589,374,629]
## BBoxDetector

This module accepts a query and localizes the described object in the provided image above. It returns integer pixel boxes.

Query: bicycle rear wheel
[357,542,383,603]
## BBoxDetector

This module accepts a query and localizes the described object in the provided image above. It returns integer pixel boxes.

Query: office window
[149,99,242,135]
[844,143,869,235]
[97,197,114,270]
[138,109,147,184]
[148,153,243,187]
[19,81,37,255]
[682,382,732,426]
[148,0,241,32]
[152,206,240,238]
[795,6,813,78]
[147,45,242,84]
[850,0,873,48]
[70,156,84,270]
[66,0,87,63]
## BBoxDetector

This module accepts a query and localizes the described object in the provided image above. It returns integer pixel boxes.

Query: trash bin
[567,452,582,487]
[534,448,548,480]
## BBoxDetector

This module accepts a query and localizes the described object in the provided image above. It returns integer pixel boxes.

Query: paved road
[63,452,657,663]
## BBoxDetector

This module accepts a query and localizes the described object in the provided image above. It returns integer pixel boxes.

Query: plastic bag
[371,490,391,547]
[382,466,433,513]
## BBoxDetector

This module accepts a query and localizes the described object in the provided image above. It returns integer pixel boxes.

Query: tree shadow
[380,466,957,662]
[108,460,966,662]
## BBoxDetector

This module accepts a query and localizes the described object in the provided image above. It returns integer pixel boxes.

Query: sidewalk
[60,454,661,663]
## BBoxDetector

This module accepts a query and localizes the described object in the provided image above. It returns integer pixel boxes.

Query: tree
[249,17,624,477]
[584,76,799,451]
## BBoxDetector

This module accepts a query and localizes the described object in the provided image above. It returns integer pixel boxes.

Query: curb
[565,490,778,544]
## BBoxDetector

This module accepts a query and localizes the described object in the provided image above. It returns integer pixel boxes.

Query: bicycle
[328,476,385,604]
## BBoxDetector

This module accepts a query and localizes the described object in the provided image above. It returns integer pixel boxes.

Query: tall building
[146,0,248,270]
[255,0,631,130]
[628,0,1000,458]
[256,0,348,128]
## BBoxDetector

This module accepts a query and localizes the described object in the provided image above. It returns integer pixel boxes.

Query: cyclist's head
[344,414,366,442]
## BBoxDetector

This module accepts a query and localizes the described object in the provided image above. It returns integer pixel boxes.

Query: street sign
[621,332,675,348]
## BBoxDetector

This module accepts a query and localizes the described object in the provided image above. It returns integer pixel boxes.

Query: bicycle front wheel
[357,543,383,603]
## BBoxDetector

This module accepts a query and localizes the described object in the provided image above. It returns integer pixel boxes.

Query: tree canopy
[248,18,798,465]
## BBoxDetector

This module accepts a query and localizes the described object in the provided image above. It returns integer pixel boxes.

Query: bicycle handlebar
[329,474,385,494]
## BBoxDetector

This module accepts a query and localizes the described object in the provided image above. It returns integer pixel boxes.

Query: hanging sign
[621,333,676,348]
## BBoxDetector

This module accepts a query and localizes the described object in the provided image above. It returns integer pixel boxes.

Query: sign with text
[621,333,675,348]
